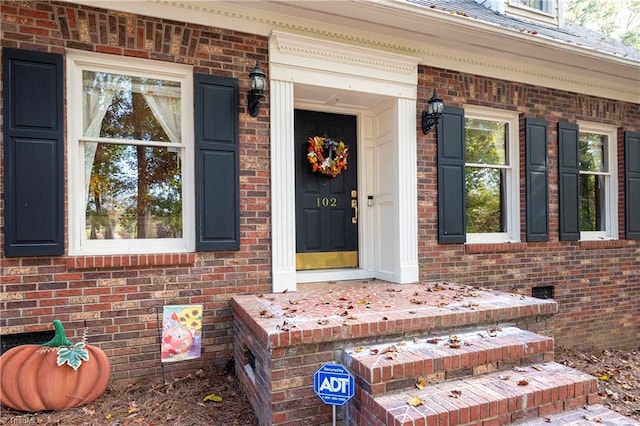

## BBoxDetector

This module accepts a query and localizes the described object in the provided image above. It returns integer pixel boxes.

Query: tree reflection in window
[579,133,607,232]
[465,119,508,234]
[84,72,182,240]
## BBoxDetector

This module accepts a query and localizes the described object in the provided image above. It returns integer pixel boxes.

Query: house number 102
[316,197,337,207]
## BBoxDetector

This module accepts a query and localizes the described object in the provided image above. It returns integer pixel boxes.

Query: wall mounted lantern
[421,89,444,134]
[248,61,266,117]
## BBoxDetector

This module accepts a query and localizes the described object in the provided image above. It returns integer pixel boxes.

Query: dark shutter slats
[3,48,64,257]
[625,131,640,240]
[558,121,580,241]
[194,74,240,251]
[525,118,549,242]
[437,106,466,244]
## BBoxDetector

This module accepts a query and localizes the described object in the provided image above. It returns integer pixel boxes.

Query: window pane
[579,133,607,172]
[465,166,506,233]
[465,119,507,165]
[580,174,606,232]
[514,0,545,11]
[85,143,183,239]
[83,71,181,142]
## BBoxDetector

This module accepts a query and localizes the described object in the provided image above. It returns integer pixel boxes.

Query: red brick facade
[1,0,639,383]
[416,69,640,349]
[0,1,271,381]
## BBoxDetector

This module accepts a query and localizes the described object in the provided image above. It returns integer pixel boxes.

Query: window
[465,107,520,243]
[578,122,618,240]
[511,0,551,13]
[67,52,194,255]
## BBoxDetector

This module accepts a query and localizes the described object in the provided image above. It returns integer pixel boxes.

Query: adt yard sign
[313,363,354,406]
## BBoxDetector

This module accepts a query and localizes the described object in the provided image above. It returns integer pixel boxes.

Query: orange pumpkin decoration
[0,320,110,412]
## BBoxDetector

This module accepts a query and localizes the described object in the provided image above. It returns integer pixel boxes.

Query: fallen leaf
[203,394,223,403]
[599,373,611,381]
[415,376,427,389]
[517,378,530,386]
[354,346,364,353]
[407,396,424,407]
[449,389,462,398]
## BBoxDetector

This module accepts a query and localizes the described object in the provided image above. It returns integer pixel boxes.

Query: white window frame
[66,51,195,255]
[577,121,618,241]
[464,106,520,244]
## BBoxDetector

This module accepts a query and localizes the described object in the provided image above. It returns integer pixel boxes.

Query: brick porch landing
[230,280,631,425]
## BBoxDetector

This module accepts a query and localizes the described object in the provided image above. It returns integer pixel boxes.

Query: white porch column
[270,79,297,293]
[397,97,419,283]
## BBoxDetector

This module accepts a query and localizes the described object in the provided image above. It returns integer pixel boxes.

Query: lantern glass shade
[434,100,444,114]
[250,74,265,92]
[249,62,266,93]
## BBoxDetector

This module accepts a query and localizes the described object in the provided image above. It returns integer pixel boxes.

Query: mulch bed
[1,347,638,425]
[0,364,258,426]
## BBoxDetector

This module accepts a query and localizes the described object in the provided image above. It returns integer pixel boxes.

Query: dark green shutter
[194,74,240,251]
[558,121,580,241]
[625,131,640,240]
[3,48,64,257]
[525,118,549,242]
[437,106,466,244]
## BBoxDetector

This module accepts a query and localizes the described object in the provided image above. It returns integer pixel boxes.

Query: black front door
[295,110,358,270]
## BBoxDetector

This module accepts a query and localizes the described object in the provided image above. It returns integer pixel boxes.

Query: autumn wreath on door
[307,136,349,178]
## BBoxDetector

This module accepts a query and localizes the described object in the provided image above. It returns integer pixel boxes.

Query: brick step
[344,326,554,396]
[357,362,597,426]
[514,403,640,425]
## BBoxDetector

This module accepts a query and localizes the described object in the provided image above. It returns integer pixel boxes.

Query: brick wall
[1,0,639,386]
[0,1,271,381]
[417,69,640,350]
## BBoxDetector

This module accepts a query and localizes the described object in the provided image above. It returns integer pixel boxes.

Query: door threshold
[296,268,374,284]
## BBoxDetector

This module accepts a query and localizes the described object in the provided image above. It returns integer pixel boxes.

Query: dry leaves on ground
[555,346,640,420]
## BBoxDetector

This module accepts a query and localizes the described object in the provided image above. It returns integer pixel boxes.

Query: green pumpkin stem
[42,319,74,347]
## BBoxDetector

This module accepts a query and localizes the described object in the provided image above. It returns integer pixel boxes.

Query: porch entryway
[269,31,422,292]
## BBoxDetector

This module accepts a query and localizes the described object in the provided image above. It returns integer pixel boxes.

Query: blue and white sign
[313,363,355,406]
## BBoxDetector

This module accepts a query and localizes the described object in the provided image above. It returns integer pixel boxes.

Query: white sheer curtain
[142,93,181,143]
[82,73,121,200]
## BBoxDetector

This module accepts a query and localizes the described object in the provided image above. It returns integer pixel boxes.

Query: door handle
[351,199,358,224]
